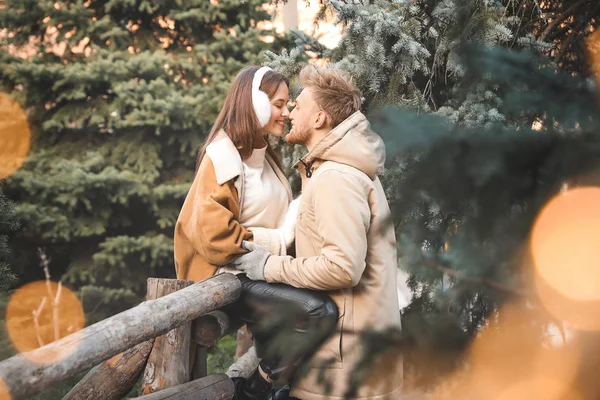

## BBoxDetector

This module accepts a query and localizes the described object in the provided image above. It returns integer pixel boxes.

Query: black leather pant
[225,274,338,380]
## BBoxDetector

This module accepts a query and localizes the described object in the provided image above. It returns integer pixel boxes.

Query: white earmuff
[252,66,272,127]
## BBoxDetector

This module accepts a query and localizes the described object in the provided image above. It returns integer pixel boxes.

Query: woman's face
[260,82,290,137]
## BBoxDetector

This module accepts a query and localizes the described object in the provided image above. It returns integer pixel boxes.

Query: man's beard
[285,124,311,146]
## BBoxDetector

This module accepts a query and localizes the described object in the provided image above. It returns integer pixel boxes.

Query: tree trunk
[62,339,154,400]
[0,273,242,400]
[139,279,194,396]
[190,347,207,380]
[136,373,234,400]
[190,307,244,379]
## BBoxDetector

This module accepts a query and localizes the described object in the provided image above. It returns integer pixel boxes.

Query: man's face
[286,87,320,146]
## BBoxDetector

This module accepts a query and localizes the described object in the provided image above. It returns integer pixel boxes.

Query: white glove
[282,195,302,247]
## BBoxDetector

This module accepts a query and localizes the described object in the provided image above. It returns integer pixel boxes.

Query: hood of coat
[296,111,386,180]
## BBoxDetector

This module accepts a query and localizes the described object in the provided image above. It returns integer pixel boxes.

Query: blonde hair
[299,65,361,127]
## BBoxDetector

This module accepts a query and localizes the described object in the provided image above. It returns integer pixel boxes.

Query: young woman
[174,66,338,400]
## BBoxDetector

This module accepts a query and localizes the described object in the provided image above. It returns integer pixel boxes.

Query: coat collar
[292,111,385,180]
[205,130,292,202]
[205,130,243,185]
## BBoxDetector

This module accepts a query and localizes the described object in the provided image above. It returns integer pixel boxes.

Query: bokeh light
[5,281,85,364]
[531,187,600,302]
[0,378,11,400]
[496,377,581,400]
[0,93,31,180]
[534,271,600,331]
[433,303,582,400]
[587,29,600,91]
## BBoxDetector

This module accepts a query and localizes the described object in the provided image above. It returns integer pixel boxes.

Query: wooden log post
[191,347,208,380]
[0,274,242,400]
[139,279,194,396]
[190,309,244,380]
[68,303,243,399]
[192,310,241,348]
[135,374,234,400]
[62,339,154,400]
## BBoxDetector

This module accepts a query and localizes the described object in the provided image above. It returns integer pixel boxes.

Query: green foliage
[3,0,597,395]
[78,285,140,325]
[207,334,237,374]
[0,293,16,361]
[0,190,19,291]
[269,0,600,392]
[29,372,89,400]
[0,0,292,316]
[502,0,600,76]
[373,45,599,340]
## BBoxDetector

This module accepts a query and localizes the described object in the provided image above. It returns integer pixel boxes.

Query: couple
[174,65,404,400]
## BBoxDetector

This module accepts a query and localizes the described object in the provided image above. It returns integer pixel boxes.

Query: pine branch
[538,0,587,42]
[553,27,578,65]
[420,254,527,297]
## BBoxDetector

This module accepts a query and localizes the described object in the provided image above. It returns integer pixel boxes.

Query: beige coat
[264,112,404,399]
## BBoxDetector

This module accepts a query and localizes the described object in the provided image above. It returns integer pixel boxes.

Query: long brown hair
[196,66,289,172]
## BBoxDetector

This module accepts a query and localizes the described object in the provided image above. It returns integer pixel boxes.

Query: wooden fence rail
[0,274,243,400]
[135,374,234,400]
[63,339,155,400]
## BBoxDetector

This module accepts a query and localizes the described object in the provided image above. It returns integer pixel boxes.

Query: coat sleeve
[248,194,302,256]
[248,227,286,256]
[263,170,371,290]
[181,157,253,266]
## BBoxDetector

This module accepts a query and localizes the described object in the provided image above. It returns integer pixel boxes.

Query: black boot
[233,367,274,400]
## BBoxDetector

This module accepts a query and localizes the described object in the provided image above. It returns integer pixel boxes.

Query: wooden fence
[0,274,258,400]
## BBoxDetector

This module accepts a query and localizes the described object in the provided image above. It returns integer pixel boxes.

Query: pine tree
[503,0,600,76]
[0,0,291,322]
[269,0,600,392]
[0,190,18,291]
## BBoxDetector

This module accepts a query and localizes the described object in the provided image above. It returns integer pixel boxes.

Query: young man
[232,66,405,399]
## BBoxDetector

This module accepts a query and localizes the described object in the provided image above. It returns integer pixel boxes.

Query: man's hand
[230,241,271,281]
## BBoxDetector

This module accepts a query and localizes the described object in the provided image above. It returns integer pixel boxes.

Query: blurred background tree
[2,0,600,397]
[269,0,600,393]
[505,0,600,76]
[0,0,292,326]
[0,191,18,292]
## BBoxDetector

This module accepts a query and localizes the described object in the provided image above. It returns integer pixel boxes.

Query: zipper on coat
[299,159,313,178]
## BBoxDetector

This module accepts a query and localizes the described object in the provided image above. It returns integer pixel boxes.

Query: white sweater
[239,146,289,252]
[239,147,302,259]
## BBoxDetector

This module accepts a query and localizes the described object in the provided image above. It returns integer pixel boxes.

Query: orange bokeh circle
[587,29,600,92]
[0,93,31,180]
[535,272,600,331]
[531,187,600,302]
[0,378,11,400]
[5,281,85,364]
[497,377,581,400]
[440,302,583,399]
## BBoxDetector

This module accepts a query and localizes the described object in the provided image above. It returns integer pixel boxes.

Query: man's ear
[314,111,329,129]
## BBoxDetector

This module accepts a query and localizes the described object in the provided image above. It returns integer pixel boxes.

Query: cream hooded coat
[264,112,405,399]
